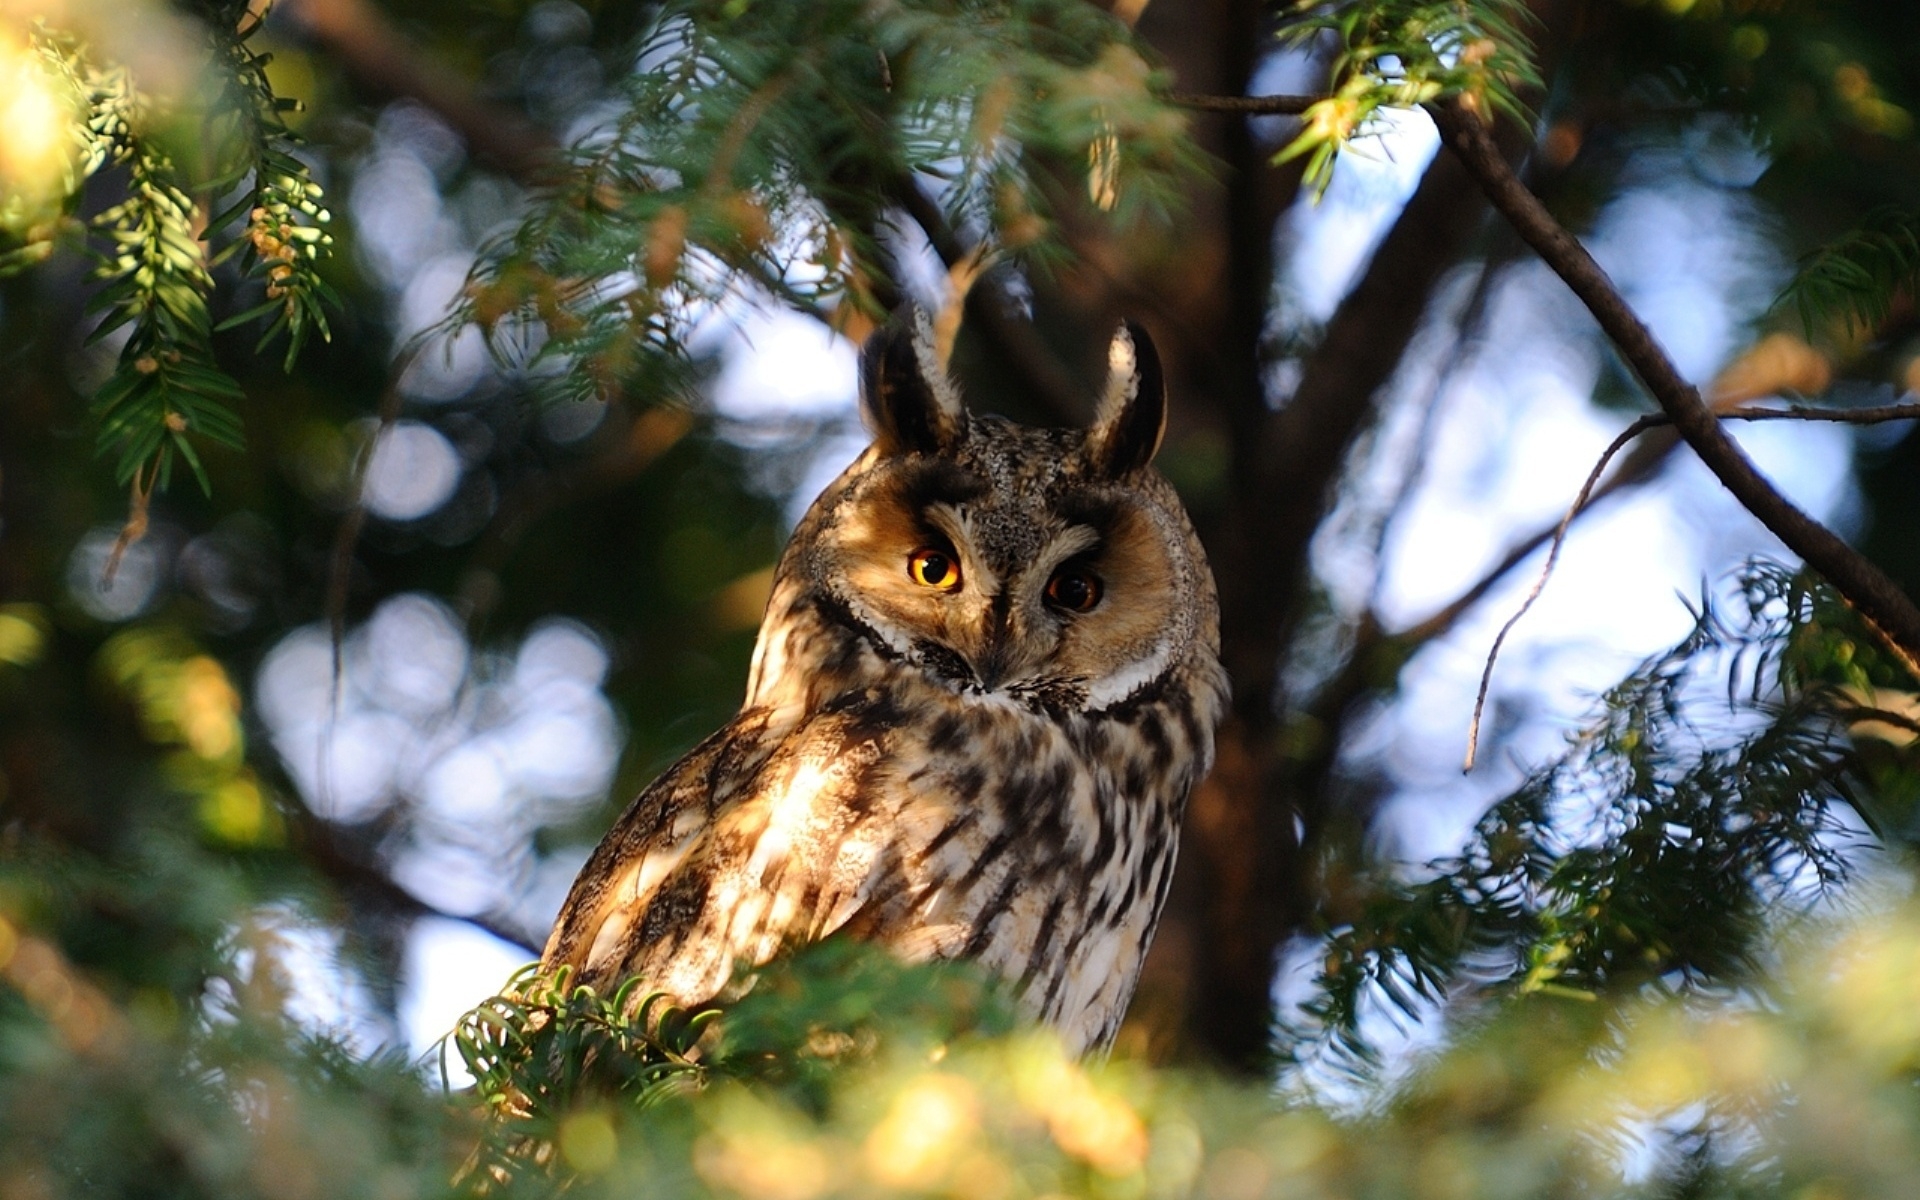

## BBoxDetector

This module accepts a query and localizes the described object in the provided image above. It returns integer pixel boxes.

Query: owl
[541,308,1228,1055]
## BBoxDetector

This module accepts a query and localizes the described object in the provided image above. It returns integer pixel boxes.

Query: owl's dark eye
[908,547,962,591]
[1044,566,1103,613]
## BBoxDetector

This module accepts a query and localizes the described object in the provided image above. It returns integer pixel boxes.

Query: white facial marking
[1083,637,1174,710]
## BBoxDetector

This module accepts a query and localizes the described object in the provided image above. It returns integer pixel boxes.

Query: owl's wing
[540,703,898,1008]
[540,719,733,975]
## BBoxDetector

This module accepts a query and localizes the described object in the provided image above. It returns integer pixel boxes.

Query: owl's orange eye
[1045,566,1103,613]
[908,547,962,590]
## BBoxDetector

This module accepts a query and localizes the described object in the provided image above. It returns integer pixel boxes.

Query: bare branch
[1365,256,1506,614]
[1463,401,1920,769]
[1166,91,1323,115]
[1430,99,1920,680]
[281,0,556,179]
[1221,120,1517,713]
[326,348,413,691]
[1173,91,1728,123]
[894,178,1087,425]
[1463,414,1660,769]
[1393,433,1675,647]
[1716,402,1920,425]
[290,802,543,956]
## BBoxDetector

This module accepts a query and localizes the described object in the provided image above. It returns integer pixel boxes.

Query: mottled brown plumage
[542,309,1227,1054]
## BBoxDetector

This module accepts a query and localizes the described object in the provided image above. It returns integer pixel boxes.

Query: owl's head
[756,309,1220,715]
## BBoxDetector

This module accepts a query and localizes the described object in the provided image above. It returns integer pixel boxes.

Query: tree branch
[327,347,411,688]
[1165,91,1324,115]
[289,802,543,956]
[1364,255,1508,614]
[1429,99,1920,679]
[1217,116,1518,717]
[1463,402,1920,768]
[1391,434,1669,647]
[893,178,1088,425]
[1701,402,1920,426]
[280,0,556,179]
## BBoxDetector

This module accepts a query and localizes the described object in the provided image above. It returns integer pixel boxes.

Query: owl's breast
[546,644,1218,1057]
[838,677,1216,1054]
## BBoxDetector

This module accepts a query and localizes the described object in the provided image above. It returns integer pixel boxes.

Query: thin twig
[291,803,543,955]
[1165,91,1324,116]
[1395,437,1670,648]
[1463,415,1659,770]
[1169,90,1720,123]
[101,459,157,588]
[1463,402,1920,770]
[1430,98,1920,684]
[319,348,414,821]
[1706,403,1920,425]
[327,351,411,688]
[1365,257,1505,614]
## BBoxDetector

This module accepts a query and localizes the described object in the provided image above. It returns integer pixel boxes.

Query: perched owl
[542,309,1228,1055]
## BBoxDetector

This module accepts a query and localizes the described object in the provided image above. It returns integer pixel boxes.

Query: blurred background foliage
[4,0,1920,1196]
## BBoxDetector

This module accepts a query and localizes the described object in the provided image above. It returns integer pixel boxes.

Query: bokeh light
[256,598,620,942]
[65,525,168,622]
[362,421,464,522]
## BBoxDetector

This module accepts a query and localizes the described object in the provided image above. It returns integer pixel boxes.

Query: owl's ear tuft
[859,306,967,456]
[1083,319,1166,478]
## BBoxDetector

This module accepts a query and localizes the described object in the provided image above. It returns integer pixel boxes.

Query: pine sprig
[2,11,336,504]
[1275,0,1542,195]
[88,130,242,497]
[1775,206,1920,337]
[1285,564,1878,1078]
[444,942,1021,1185]
[455,0,1199,408]
[446,964,714,1185]
[205,4,339,371]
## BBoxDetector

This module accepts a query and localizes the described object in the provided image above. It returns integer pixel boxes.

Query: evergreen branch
[204,3,340,371]
[1164,90,1324,115]
[88,128,238,498]
[453,0,1200,409]
[447,965,712,1186]
[1431,98,1920,681]
[9,12,336,509]
[1273,0,1542,195]
[1288,564,1874,1078]
[1776,206,1920,336]
[446,942,1018,1185]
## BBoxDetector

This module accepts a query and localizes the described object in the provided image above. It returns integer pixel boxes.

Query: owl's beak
[976,654,1009,691]
[973,592,1015,690]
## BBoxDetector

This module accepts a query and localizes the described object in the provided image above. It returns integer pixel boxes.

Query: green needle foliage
[457,0,1199,408]
[1777,206,1920,338]
[6,2,1920,1197]
[1275,0,1541,194]
[87,134,246,498]
[1287,563,1911,1081]
[204,3,340,372]
[0,4,335,500]
[446,942,1021,1188]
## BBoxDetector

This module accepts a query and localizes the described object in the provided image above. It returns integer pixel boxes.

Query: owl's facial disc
[819,455,1184,707]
